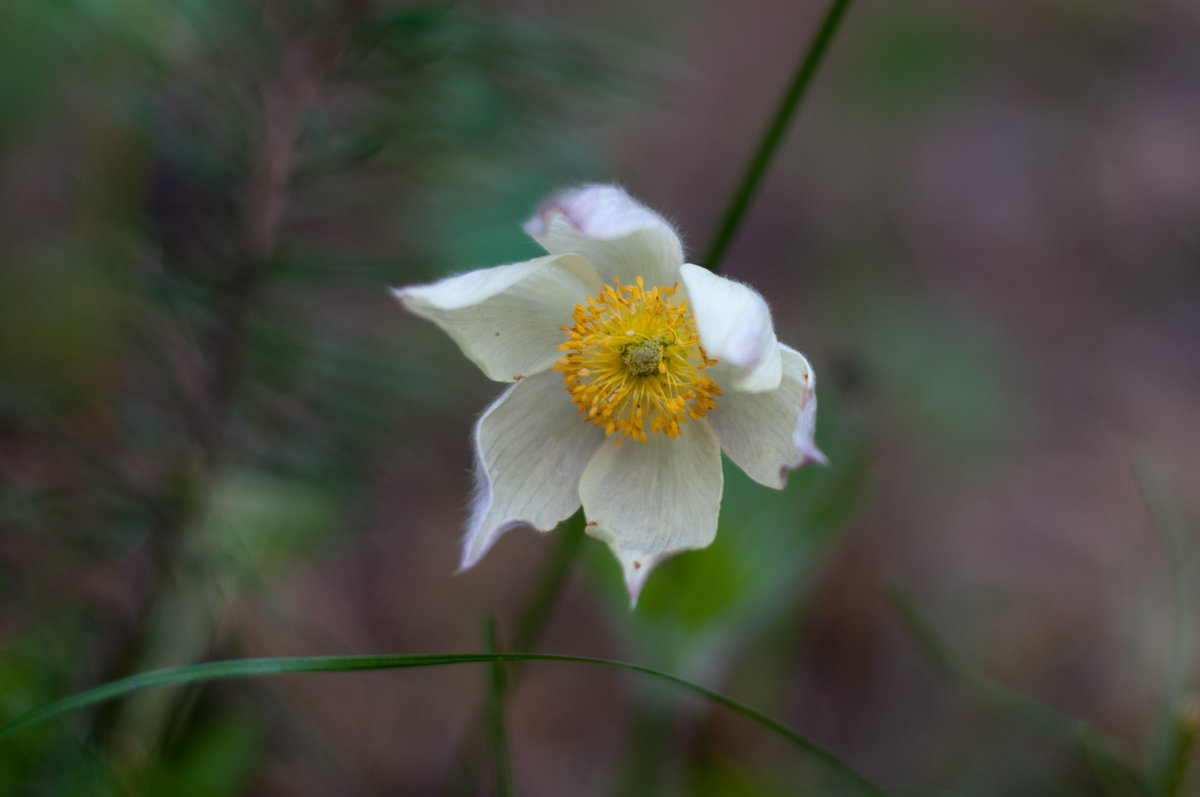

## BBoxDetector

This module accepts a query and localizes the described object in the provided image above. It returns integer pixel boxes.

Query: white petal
[708,344,825,490]
[523,184,683,289]
[679,264,783,393]
[393,254,601,382]
[579,420,723,605]
[464,370,605,569]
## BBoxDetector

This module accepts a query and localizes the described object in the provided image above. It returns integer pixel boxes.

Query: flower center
[554,276,720,444]
[622,341,662,376]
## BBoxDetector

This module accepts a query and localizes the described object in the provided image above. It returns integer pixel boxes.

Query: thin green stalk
[888,583,1149,794]
[702,0,856,271]
[484,619,513,797]
[0,652,885,796]
[442,518,584,796]
[616,708,672,797]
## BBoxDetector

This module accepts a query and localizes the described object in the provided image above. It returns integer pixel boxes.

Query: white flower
[393,184,824,605]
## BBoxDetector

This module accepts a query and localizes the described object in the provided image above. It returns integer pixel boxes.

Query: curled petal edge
[791,378,827,472]
[523,184,684,289]
[461,373,602,570]
[679,264,782,393]
[523,183,677,241]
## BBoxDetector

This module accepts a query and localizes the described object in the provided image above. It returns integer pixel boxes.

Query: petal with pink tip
[709,344,825,489]
[524,184,684,289]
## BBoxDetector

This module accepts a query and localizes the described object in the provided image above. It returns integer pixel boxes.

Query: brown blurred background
[2,0,1198,794]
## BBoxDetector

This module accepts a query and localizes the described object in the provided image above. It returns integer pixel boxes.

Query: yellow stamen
[554,276,720,444]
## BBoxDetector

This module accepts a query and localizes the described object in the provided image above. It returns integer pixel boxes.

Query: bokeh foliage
[0,1,639,792]
[4,0,1197,794]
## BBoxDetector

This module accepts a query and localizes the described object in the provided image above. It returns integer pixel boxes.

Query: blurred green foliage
[839,4,978,116]
[208,469,338,579]
[581,393,872,796]
[0,248,128,401]
[591,405,871,677]
[138,713,261,797]
[0,0,638,791]
[4,0,1190,794]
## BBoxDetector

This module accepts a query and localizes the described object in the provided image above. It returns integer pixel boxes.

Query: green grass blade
[0,652,885,796]
[702,0,857,271]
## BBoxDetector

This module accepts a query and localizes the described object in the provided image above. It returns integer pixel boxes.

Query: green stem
[702,0,856,271]
[616,708,673,797]
[1,652,885,796]
[441,518,584,796]
[484,619,513,797]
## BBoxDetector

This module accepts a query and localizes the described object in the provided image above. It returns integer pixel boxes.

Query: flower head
[555,277,720,442]
[393,184,823,605]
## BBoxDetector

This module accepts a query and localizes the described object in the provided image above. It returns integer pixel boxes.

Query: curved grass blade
[0,652,885,796]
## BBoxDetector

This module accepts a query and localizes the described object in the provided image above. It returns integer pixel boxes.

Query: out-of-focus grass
[3,0,1199,794]
[0,1,644,793]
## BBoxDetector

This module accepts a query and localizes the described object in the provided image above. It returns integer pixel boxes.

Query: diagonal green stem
[1131,461,1200,796]
[888,583,1150,794]
[0,652,885,796]
[702,0,856,271]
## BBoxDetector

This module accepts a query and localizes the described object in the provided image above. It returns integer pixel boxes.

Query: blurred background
[2,0,1199,794]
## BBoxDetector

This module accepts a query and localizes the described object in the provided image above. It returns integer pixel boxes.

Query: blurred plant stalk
[1159,697,1198,797]
[889,582,1165,795]
[1135,460,1200,797]
[94,0,369,776]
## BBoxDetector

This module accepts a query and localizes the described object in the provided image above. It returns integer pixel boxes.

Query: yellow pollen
[553,276,720,444]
